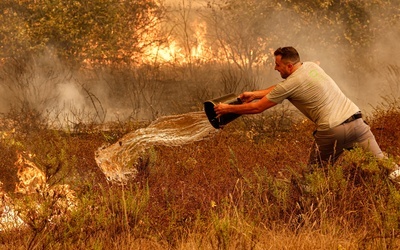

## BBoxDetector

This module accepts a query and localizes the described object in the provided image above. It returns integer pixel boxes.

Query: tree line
[0,0,398,69]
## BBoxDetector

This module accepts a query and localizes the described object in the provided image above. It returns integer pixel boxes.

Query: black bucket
[204,93,242,129]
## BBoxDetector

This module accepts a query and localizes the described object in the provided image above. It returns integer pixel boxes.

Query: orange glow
[141,21,222,65]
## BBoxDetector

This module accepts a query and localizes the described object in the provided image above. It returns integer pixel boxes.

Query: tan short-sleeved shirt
[267,62,360,131]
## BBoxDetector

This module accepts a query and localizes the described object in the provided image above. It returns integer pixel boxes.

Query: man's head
[274,47,301,79]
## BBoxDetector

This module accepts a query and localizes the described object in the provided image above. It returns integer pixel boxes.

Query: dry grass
[0,101,400,250]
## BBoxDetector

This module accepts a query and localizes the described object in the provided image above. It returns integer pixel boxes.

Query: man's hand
[239,92,256,103]
[214,103,230,117]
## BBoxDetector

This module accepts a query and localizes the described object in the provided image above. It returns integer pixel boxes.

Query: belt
[342,111,362,124]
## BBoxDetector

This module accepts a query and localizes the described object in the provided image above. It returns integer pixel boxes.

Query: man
[214,46,400,179]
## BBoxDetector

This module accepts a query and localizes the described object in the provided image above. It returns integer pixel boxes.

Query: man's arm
[214,95,277,116]
[239,85,276,103]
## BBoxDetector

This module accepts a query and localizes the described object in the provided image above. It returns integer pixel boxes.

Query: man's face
[274,55,291,79]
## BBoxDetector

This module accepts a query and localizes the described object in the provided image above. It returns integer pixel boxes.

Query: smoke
[0,49,96,128]
[0,1,398,126]
[57,83,85,109]
[349,7,400,113]
[54,82,87,124]
[163,0,400,117]
[258,2,400,115]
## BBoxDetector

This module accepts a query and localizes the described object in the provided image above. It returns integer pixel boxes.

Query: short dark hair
[274,47,300,63]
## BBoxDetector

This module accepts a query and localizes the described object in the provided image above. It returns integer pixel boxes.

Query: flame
[141,20,218,65]
[0,183,24,231]
[80,7,272,68]
[139,17,272,68]
[14,152,77,210]
[0,152,78,231]
[15,152,46,194]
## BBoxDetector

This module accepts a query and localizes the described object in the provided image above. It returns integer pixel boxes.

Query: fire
[144,40,183,63]
[141,20,222,65]
[14,152,46,194]
[14,152,77,210]
[80,4,272,69]
[0,152,77,231]
[0,182,24,231]
[139,16,272,69]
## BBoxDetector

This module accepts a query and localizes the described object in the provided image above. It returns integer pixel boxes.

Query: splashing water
[95,111,218,183]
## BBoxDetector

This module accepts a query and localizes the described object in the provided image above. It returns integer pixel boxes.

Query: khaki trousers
[309,118,384,166]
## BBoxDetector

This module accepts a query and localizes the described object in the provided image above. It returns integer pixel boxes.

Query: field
[0,99,400,250]
[0,1,400,249]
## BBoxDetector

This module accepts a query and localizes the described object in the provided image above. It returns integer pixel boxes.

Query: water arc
[95,111,217,183]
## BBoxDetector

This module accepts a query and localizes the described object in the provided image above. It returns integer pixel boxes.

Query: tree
[203,0,282,75]
[0,0,165,66]
[203,0,400,73]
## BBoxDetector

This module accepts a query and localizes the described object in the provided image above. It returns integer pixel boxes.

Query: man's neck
[292,61,302,73]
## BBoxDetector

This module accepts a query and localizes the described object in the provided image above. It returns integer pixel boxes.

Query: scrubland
[0,99,400,250]
[1,0,400,249]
